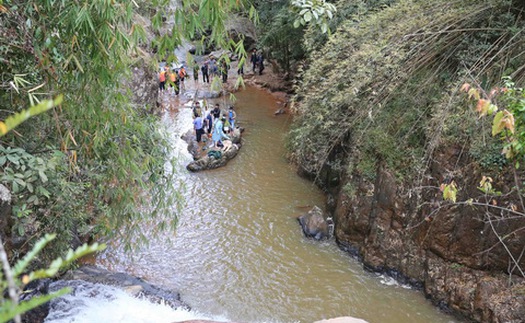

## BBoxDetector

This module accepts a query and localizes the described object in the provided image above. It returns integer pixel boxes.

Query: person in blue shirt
[193,114,205,142]
[211,116,230,148]
[228,106,236,133]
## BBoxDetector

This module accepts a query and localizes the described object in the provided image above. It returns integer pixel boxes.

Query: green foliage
[461,77,525,168]
[0,234,105,323]
[289,0,525,186]
[290,0,337,34]
[0,96,62,136]
[469,139,508,170]
[0,0,181,258]
[255,1,307,73]
[354,155,377,182]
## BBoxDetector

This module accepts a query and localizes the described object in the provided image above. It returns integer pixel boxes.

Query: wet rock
[297,206,331,240]
[186,141,242,172]
[183,90,221,100]
[62,265,187,309]
[225,15,257,50]
[20,279,52,323]
[274,108,285,115]
[183,128,243,172]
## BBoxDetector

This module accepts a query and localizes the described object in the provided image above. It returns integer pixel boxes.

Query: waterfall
[44,280,224,323]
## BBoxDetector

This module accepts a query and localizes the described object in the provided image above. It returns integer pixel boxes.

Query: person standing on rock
[228,106,236,132]
[250,48,258,73]
[201,61,210,83]
[168,68,177,95]
[192,100,202,118]
[178,65,187,92]
[193,63,199,83]
[221,60,229,83]
[257,51,265,75]
[209,57,217,77]
[211,103,221,120]
[204,106,213,135]
[172,68,181,95]
[211,115,230,149]
[193,114,205,143]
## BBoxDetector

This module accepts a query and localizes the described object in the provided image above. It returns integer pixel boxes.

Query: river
[54,81,456,323]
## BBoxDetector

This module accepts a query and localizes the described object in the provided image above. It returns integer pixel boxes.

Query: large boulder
[183,127,243,172]
[186,141,242,172]
[297,206,333,240]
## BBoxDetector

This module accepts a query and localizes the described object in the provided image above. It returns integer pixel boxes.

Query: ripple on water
[96,86,458,323]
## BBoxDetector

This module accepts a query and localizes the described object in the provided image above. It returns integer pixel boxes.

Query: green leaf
[492,111,505,136]
[321,22,328,34]
[13,234,56,277]
[304,11,312,22]
[38,170,48,183]
[29,242,106,280]
[12,181,19,193]
[0,96,63,137]
[0,288,70,322]
[38,186,50,198]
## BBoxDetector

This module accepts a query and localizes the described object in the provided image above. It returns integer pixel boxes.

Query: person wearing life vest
[168,69,177,95]
[159,66,168,93]
[178,65,187,91]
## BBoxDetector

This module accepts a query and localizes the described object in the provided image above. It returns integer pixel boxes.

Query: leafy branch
[291,0,337,34]
[436,78,525,279]
[0,234,105,323]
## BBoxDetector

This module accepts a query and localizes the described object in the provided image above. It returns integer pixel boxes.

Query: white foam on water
[378,274,412,289]
[45,280,225,323]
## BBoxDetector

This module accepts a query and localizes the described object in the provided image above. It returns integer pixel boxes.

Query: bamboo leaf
[0,96,63,137]
[12,234,56,277]
[0,289,71,322]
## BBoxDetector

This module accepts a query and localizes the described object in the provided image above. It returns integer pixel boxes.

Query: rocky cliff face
[328,147,525,322]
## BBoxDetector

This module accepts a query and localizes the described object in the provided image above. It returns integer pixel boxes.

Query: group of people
[192,101,237,149]
[158,65,187,95]
[250,49,264,75]
[160,48,265,93]
[197,57,230,84]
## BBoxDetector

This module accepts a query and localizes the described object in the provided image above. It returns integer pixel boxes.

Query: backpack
[207,150,222,159]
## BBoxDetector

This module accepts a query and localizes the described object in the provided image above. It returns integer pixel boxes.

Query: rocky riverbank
[237,33,525,322]
[312,151,525,322]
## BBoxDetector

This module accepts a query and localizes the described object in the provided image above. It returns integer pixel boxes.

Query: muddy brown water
[96,84,456,323]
